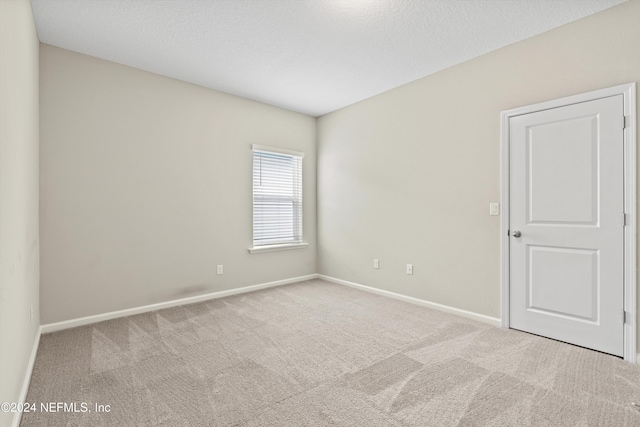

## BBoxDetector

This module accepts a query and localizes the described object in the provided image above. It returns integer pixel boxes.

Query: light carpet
[21,279,640,426]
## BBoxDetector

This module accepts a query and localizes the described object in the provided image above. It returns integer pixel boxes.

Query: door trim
[500,83,637,363]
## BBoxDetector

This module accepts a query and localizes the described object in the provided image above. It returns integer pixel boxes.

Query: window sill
[248,242,309,254]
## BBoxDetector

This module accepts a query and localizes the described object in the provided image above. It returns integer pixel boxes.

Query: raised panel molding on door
[527,246,599,322]
[500,83,637,363]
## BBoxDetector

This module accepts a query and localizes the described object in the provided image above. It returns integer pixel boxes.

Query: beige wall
[317,0,640,343]
[40,45,316,324]
[0,0,40,424]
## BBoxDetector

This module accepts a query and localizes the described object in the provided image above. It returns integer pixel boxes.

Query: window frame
[248,144,308,254]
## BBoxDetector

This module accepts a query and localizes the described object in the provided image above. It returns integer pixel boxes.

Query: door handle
[512,230,522,238]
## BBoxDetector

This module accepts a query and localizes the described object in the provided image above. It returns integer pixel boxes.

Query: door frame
[500,83,637,363]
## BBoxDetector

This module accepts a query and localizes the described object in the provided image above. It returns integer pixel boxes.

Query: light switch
[489,203,500,216]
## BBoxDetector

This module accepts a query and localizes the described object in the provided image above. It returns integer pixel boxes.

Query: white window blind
[252,145,304,247]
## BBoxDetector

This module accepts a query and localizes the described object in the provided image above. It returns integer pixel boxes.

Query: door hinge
[623,213,627,226]
[507,229,510,236]
[623,310,628,323]
[623,116,628,129]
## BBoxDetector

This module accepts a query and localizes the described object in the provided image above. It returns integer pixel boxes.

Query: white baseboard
[40,273,501,334]
[319,274,501,327]
[41,274,318,334]
[12,326,42,427]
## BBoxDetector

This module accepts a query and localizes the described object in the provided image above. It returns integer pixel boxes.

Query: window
[249,145,307,253]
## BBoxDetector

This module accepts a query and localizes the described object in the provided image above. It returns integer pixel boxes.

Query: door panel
[510,95,624,357]
[528,116,598,225]
[527,245,598,321]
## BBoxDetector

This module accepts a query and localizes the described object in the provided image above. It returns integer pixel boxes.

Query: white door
[509,95,624,357]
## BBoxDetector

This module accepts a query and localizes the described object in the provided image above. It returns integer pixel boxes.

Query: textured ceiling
[30,0,626,117]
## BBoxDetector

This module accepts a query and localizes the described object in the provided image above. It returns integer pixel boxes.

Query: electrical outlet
[217,265,223,275]
[406,264,413,275]
[373,259,379,269]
